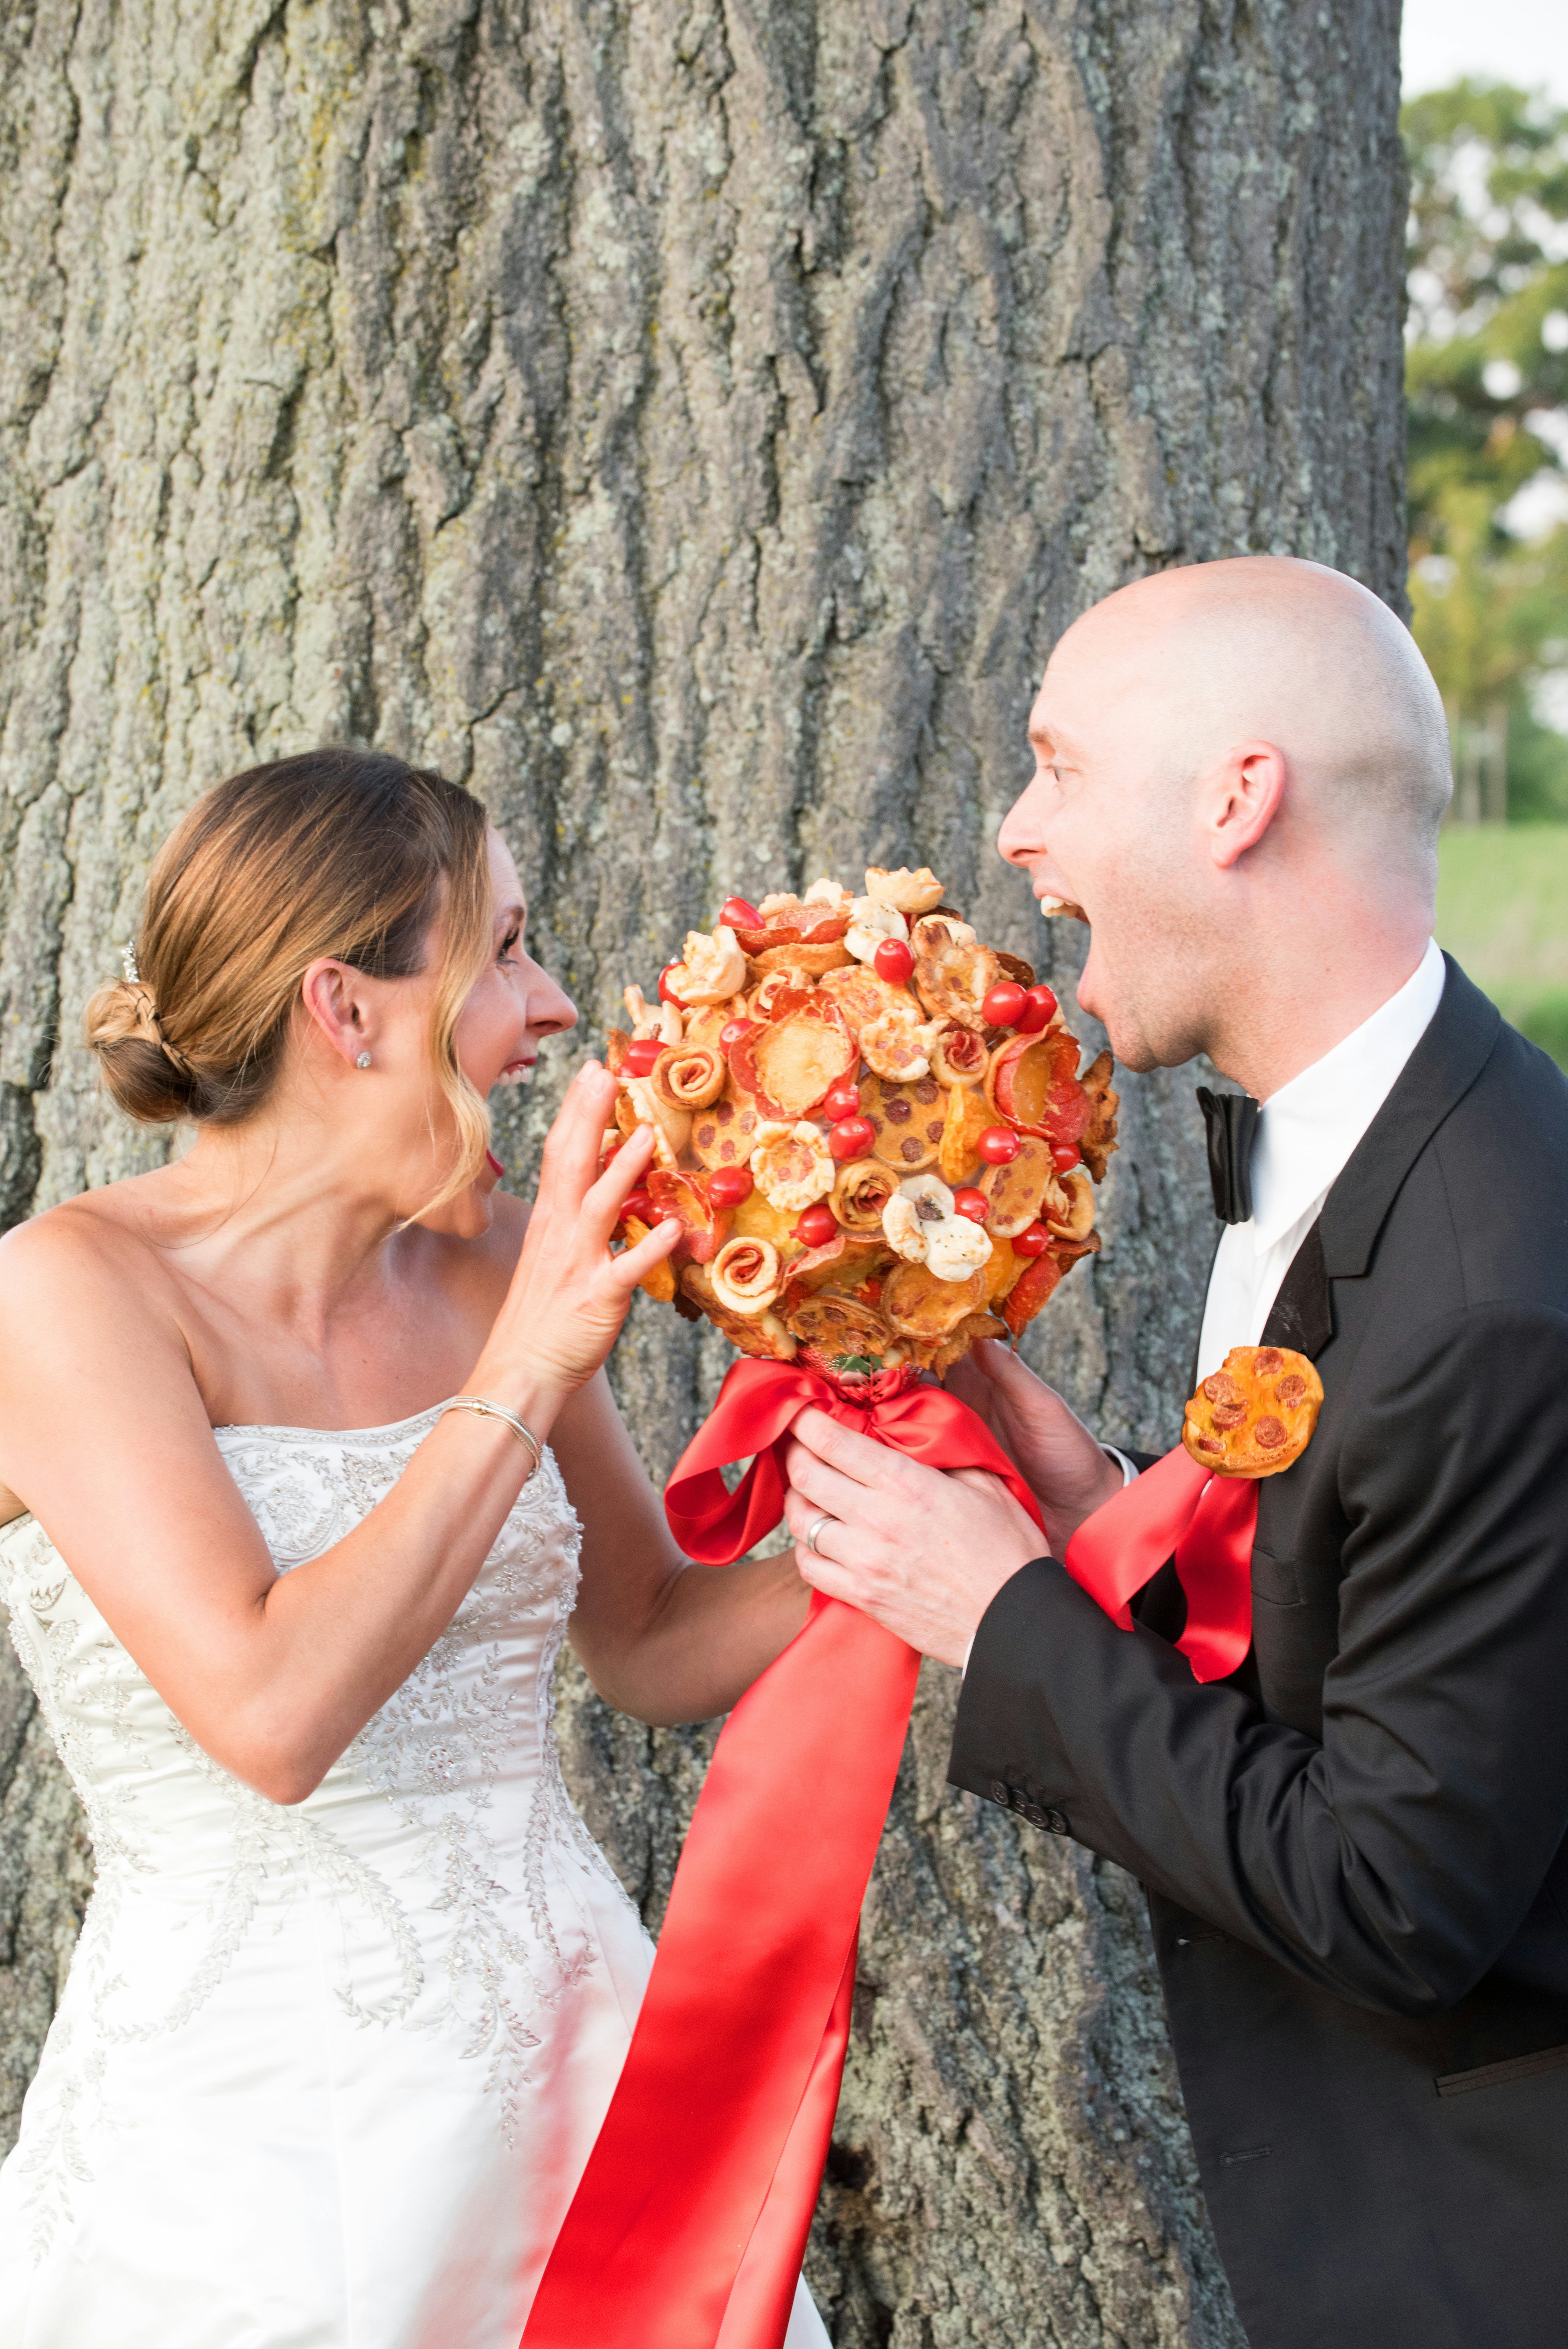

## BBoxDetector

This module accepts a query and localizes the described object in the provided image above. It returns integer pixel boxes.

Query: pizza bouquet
[603,865,1119,1402]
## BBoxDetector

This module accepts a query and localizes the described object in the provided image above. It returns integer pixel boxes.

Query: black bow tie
[1196,1086,1260,1224]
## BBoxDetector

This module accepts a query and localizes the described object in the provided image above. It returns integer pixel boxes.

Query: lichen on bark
[0,0,1405,2337]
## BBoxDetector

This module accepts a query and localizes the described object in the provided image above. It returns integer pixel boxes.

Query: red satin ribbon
[664,1355,1048,1565]
[1062,1444,1260,1682]
[523,1359,1044,2349]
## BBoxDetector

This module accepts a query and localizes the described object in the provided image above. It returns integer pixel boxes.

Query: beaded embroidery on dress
[0,1408,831,2349]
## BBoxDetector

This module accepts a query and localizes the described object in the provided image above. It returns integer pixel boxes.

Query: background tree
[0,3,1407,2340]
[1404,78,1568,821]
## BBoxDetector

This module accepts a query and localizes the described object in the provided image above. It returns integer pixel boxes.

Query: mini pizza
[688,1084,763,1171]
[609,863,1118,1390]
[1182,1347,1324,1477]
[859,1071,947,1173]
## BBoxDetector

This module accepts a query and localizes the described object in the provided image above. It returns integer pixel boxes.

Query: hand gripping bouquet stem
[529,881,1331,2349]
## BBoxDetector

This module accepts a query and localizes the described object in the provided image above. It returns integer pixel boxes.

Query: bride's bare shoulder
[0,1175,187,1318]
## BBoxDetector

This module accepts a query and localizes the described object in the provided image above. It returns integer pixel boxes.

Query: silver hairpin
[121,941,140,984]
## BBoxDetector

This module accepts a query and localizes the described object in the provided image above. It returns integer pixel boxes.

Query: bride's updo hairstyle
[86,749,494,1198]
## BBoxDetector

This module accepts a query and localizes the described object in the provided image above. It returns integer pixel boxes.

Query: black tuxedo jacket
[950,960,1568,2349]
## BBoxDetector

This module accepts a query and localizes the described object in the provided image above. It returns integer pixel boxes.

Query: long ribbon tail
[526,1365,1047,2349]
[1063,1444,1259,1684]
[1172,1473,1260,1681]
[521,1599,919,2349]
[715,1937,858,2349]
[1062,1447,1211,1625]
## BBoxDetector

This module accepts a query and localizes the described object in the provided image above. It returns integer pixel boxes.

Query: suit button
[1044,1808,1069,1836]
[1023,1804,1046,1828]
[1010,1788,1029,1814]
[989,1780,1010,1806]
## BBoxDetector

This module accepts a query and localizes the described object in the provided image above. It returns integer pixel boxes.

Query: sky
[1402,0,1568,107]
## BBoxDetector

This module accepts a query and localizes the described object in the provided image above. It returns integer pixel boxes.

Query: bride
[0,750,829,2347]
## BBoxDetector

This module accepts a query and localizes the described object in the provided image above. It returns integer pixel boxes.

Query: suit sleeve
[949,1299,1568,2018]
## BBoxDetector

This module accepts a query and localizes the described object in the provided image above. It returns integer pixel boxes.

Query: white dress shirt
[1196,936,1447,1374]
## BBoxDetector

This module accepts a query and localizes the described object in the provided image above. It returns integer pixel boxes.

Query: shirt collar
[1246,937,1447,1249]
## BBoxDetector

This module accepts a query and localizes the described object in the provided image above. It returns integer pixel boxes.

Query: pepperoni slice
[1254,1417,1287,1449]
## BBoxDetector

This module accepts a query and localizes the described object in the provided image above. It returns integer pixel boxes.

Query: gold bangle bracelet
[437,1396,542,1483]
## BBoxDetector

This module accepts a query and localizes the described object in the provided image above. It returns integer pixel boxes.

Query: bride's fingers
[538,1063,617,1210]
[571,1126,657,1249]
[604,1212,681,1294]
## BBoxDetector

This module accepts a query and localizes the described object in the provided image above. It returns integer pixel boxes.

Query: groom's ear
[1204,742,1287,870]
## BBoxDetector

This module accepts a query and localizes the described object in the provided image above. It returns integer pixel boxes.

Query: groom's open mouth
[1034,883,1089,925]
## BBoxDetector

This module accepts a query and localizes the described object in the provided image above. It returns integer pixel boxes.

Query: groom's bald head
[1046,557,1451,843]
[1000,558,1451,1094]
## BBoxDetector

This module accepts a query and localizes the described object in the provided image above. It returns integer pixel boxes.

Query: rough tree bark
[0,0,1406,2339]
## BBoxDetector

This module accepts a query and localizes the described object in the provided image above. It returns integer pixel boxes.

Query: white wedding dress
[0,1409,827,2348]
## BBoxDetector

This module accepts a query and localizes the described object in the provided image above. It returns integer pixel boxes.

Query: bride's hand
[474,1063,679,1412]
[943,1338,1123,1556]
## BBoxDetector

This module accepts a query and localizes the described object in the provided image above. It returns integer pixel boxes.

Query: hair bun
[84,977,200,1123]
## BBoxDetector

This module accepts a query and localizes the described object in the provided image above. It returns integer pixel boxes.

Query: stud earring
[356,1052,371,1070]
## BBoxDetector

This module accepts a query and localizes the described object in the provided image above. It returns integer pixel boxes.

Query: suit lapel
[1317,956,1499,1280]
[1206,960,1499,1374]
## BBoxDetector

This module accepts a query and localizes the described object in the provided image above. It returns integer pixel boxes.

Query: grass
[1435,825,1568,1069]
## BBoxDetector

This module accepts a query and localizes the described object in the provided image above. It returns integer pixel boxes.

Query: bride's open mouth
[495,1057,536,1087]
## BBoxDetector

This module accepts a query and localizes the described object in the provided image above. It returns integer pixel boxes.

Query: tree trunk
[0,0,1406,2338]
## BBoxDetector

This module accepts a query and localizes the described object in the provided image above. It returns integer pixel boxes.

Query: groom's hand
[782,1408,1045,1666]
[944,1340,1125,1555]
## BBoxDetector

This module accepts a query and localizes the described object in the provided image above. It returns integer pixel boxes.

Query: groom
[783,556,1568,2349]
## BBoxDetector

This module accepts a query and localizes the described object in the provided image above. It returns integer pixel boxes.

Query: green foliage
[1403,80,1568,816]
[1435,824,1568,1066]
[1505,698,1568,824]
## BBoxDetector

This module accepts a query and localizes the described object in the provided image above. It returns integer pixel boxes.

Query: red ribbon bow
[523,1363,1256,2347]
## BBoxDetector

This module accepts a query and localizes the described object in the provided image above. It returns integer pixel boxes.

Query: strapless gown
[0,1409,828,2347]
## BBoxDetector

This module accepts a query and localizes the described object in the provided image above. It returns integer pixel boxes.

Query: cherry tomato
[707,1165,755,1207]
[981,981,1027,1029]
[1012,1221,1050,1257]
[719,1018,755,1051]
[828,1114,877,1161]
[793,1203,839,1248]
[977,1125,1021,1165]
[822,1078,863,1122]
[873,937,915,984]
[952,1187,990,1223]
[657,963,687,1006]
[621,1189,656,1225]
[1016,983,1058,1034]
[624,1037,665,1077]
[1051,1142,1081,1172]
[720,895,764,930]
